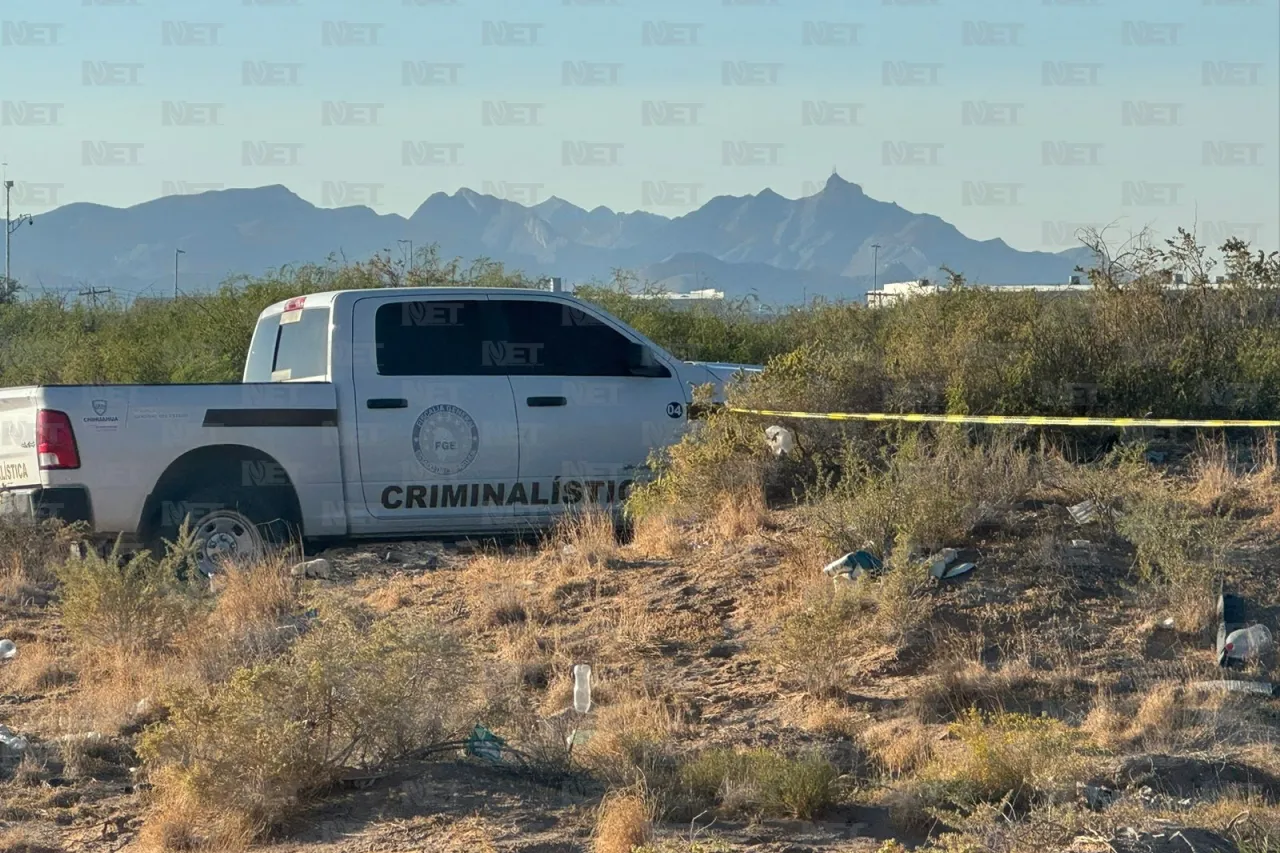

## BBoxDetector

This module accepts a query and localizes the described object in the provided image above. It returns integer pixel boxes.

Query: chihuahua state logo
[412,404,480,476]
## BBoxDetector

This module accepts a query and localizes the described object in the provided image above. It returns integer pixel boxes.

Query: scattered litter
[928,548,958,579]
[562,545,577,557]
[290,558,332,580]
[1161,618,1175,629]
[764,425,795,457]
[1069,539,1092,549]
[1076,781,1118,811]
[464,724,506,763]
[942,562,975,579]
[0,639,15,660]
[1221,624,1272,664]
[572,664,592,714]
[1217,589,1247,665]
[0,724,29,757]
[1192,680,1277,696]
[823,550,883,581]
[1068,499,1098,525]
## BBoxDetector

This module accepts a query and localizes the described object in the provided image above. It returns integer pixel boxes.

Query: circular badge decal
[412,404,480,476]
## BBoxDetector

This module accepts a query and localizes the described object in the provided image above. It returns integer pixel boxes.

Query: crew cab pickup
[0,287,761,573]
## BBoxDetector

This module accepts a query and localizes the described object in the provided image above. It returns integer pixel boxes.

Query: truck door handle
[527,396,567,407]
[366,398,408,409]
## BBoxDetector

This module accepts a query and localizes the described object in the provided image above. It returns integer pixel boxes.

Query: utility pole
[871,243,882,292]
[3,166,34,287]
[78,286,111,309]
[398,239,413,271]
[173,248,185,298]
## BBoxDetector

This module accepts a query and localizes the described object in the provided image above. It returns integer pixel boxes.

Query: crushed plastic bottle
[1222,624,1273,663]
[0,725,28,755]
[573,664,592,714]
[0,639,16,660]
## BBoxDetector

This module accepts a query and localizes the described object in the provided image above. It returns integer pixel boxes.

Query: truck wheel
[157,487,296,578]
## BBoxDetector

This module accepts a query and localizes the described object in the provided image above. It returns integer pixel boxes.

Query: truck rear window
[273,307,331,380]
[245,306,331,381]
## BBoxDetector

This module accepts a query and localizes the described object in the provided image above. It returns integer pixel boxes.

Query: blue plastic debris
[823,550,883,580]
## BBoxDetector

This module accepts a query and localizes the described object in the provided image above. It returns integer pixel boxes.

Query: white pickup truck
[0,287,760,573]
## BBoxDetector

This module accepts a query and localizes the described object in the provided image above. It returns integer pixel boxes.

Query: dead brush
[593,791,655,853]
[911,658,1040,723]
[580,691,687,786]
[0,828,66,853]
[628,511,692,559]
[5,640,76,693]
[862,717,937,778]
[552,508,620,577]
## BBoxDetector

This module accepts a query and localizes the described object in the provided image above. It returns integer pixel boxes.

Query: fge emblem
[412,404,479,476]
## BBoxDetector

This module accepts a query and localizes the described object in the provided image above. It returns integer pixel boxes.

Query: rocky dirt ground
[3,495,1280,852]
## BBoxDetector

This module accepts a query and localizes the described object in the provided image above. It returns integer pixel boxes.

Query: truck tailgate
[0,387,40,488]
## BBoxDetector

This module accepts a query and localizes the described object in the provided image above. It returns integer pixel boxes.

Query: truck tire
[155,486,298,578]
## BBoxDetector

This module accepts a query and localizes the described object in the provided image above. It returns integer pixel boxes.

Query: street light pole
[4,176,10,286]
[173,248,185,298]
[872,243,882,292]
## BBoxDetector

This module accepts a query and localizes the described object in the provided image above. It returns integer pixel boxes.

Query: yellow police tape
[725,408,1280,429]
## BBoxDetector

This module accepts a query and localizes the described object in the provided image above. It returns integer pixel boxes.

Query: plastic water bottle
[1223,624,1273,662]
[572,664,592,714]
[0,639,15,660]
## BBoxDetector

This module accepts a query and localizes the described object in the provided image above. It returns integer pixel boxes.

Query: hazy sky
[1,0,1278,255]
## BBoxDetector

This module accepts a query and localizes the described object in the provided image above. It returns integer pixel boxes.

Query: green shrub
[138,610,475,836]
[676,747,841,820]
[53,535,198,654]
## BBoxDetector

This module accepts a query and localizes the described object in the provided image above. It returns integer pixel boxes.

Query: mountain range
[7,174,1093,305]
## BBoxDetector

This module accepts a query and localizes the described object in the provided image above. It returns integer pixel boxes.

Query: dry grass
[554,508,620,578]
[911,658,1043,722]
[593,792,654,853]
[0,828,65,853]
[862,717,936,778]
[710,491,770,542]
[629,513,691,559]
[135,784,254,853]
[581,692,687,785]
[4,641,75,694]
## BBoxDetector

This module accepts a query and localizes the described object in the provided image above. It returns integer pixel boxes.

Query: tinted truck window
[490,300,634,376]
[375,300,488,376]
[272,307,331,380]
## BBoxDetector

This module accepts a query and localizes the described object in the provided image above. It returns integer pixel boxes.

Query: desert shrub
[53,536,199,654]
[806,428,1040,559]
[923,709,1088,811]
[625,385,772,521]
[593,791,654,853]
[676,747,841,820]
[1116,478,1236,631]
[137,611,476,837]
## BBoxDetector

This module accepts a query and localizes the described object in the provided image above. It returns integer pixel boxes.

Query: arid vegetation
[4,229,1280,851]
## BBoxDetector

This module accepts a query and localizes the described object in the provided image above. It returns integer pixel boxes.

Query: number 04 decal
[666,402,684,419]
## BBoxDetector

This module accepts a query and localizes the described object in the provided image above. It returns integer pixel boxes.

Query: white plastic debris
[290,558,332,580]
[942,562,975,579]
[572,664,592,714]
[823,551,883,580]
[1069,539,1092,549]
[1222,624,1273,662]
[928,549,959,579]
[1068,500,1098,525]
[764,425,795,457]
[1193,680,1275,696]
[0,725,28,755]
[1162,618,1176,629]
[0,639,16,660]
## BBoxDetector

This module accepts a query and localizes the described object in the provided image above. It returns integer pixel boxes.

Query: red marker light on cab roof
[283,296,306,313]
